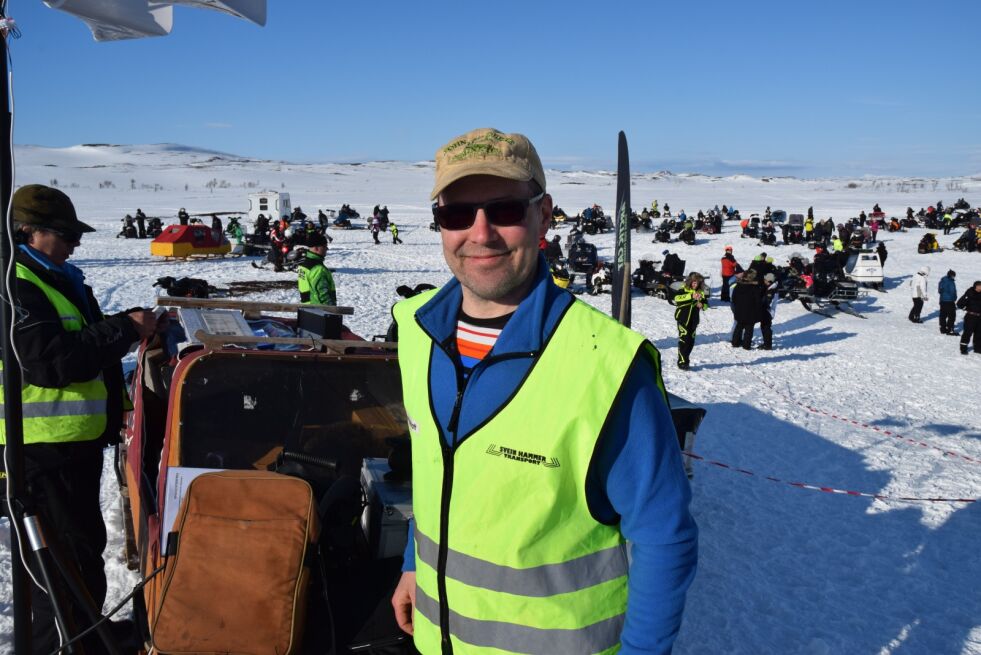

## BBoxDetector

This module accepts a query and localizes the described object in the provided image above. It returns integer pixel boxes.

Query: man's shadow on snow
[674,402,979,655]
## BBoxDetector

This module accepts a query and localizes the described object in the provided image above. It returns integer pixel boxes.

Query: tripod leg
[42,517,125,655]
[23,514,78,655]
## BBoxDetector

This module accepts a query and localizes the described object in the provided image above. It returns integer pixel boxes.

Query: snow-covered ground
[2,144,980,654]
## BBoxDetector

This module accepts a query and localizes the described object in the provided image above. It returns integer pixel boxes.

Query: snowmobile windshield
[175,352,405,478]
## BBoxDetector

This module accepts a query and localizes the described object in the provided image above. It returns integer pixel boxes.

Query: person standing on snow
[390,222,403,244]
[876,241,888,268]
[674,272,708,370]
[731,269,763,349]
[390,127,696,653]
[759,272,779,350]
[938,270,959,335]
[956,280,981,355]
[6,185,161,653]
[719,245,741,302]
[909,266,930,323]
[296,232,336,306]
[370,215,381,244]
[135,208,147,238]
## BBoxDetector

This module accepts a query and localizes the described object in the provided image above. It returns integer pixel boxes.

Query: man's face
[438,175,551,316]
[30,228,79,266]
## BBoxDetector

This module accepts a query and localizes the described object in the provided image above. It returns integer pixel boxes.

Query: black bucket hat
[12,184,96,233]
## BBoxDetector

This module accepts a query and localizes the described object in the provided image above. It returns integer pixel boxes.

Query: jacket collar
[415,253,570,355]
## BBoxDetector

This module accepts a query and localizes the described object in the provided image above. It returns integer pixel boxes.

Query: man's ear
[537,194,554,239]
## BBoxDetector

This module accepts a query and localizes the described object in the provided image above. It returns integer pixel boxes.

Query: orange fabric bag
[151,471,319,654]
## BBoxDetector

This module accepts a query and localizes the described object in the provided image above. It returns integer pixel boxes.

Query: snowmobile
[631,254,686,300]
[653,221,672,243]
[758,225,777,246]
[847,229,865,250]
[550,258,574,289]
[769,209,787,224]
[568,239,599,273]
[784,265,867,318]
[844,249,885,290]
[587,262,612,295]
[952,228,979,252]
[117,216,138,239]
[783,216,805,245]
[146,217,164,239]
[224,215,243,236]
[917,233,942,254]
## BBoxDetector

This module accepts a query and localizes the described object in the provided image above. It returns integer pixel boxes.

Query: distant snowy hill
[2,144,980,654]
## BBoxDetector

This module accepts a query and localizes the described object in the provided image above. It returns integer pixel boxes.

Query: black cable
[46,563,166,655]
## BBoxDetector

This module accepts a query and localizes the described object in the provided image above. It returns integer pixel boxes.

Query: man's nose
[469,209,497,241]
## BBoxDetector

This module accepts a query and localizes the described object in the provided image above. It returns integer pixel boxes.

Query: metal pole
[0,18,32,653]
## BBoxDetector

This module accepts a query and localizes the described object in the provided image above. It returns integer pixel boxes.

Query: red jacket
[721,254,740,277]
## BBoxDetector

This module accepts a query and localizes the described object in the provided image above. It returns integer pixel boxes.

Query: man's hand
[127,310,158,340]
[391,572,417,635]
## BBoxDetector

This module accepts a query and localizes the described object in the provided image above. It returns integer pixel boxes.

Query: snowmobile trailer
[248,190,292,226]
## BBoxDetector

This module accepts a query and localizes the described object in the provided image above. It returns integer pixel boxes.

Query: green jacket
[297,251,336,306]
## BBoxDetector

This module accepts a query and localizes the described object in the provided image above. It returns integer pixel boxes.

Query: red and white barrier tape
[743,365,981,466]
[684,452,977,504]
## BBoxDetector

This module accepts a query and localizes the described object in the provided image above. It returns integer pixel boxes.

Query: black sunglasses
[432,192,544,231]
[45,227,82,244]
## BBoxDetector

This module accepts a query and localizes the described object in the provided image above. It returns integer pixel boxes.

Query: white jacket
[910,268,929,300]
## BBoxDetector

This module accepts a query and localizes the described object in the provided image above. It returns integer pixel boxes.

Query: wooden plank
[157,296,354,315]
[193,329,396,353]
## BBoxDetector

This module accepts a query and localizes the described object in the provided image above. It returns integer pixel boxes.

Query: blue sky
[12,0,981,177]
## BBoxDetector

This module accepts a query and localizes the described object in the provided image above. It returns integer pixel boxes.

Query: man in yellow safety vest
[2,184,158,653]
[390,128,697,654]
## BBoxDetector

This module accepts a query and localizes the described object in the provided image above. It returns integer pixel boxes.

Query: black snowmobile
[117,215,138,239]
[568,239,599,273]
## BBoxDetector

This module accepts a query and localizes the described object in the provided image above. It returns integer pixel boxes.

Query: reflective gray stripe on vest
[416,587,623,655]
[0,399,106,419]
[416,529,627,597]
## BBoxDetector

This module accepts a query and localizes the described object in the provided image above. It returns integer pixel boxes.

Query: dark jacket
[957,287,981,315]
[14,249,137,444]
[731,280,764,324]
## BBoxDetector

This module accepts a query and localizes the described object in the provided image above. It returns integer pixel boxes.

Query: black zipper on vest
[422,314,544,654]
[437,441,455,655]
[437,355,467,655]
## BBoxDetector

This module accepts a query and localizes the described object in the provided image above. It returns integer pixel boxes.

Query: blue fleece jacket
[938,275,958,303]
[400,256,698,654]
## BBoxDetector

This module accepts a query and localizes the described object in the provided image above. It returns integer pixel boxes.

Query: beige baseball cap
[431,127,547,200]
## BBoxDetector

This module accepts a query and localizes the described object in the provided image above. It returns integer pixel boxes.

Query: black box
[297,307,342,339]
